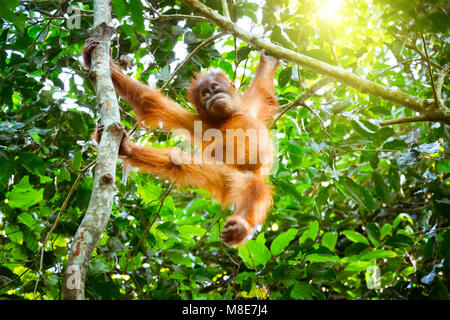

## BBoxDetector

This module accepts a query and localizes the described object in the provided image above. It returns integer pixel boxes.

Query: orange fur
[84,40,280,245]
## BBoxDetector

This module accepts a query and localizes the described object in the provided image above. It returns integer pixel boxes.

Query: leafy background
[0,0,449,300]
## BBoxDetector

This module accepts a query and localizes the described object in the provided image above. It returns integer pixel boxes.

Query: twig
[221,0,231,20]
[129,185,173,255]
[233,37,238,82]
[303,103,336,152]
[380,115,428,127]
[421,35,439,103]
[328,41,339,66]
[147,14,208,22]
[238,55,250,90]
[33,160,96,299]
[145,0,161,18]
[245,244,266,300]
[436,63,450,105]
[368,59,421,80]
[271,77,333,126]
[160,32,227,91]
[193,210,225,248]
[405,42,443,70]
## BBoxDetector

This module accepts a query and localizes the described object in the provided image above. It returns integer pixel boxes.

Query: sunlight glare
[317,0,342,21]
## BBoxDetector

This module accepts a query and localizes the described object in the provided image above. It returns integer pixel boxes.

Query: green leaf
[359,250,396,260]
[388,167,401,191]
[305,49,334,65]
[166,249,192,266]
[344,260,372,272]
[436,160,450,172]
[373,172,390,203]
[137,183,162,205]
[334,177,375,211]
[89,259,111,275]
[40,176,53,184]
[290,283,313,300]
[299,221,319,244]
[178,225,205,237]
[8,176,43,209]
[278,66,292,87]
[345,242,369,256]
[129,0,145,35]
[20,152,46,176]
[270,228,298,255]
[236,46,251,63]
[321,231,338,251]
[380,224,393,240]
[238,240,271,269]
[57,167,71,182]
[366,223,381,247]
[18,212,36,229]
[5,224,23,244]
[305,253,340,263]
[235,272,255,284]
[341,230,369,246]
[23,229,38,252]
[385,234,413,249]
[383,139,408,150]
[112,0,128,20]
[72,150,82,171]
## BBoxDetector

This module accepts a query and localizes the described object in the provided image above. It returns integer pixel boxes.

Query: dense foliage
[0,0,449,300]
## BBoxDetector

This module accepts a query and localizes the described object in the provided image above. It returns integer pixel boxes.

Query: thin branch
[436,63,450,105]
[193,210,225,248]
[368,59,421,80]
[147,14,208,22]
[271,77,333,126]
[144,0,161,17]
[421,35,439,103]
[380,115,428,127]
[34,160,95,299]
[233,36,238,82]
[160,32,227,91]
[221,0,231,20]
[238,55,250,90]
[405,41,443,70]
[129,185,173,255]
[303,103,336,152]
[328,41,339,66]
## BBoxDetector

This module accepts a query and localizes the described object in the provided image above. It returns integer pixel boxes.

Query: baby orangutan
[83,38,280,245]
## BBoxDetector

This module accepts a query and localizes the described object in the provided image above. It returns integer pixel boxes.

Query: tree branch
[380,115,428,127]
[221,0,231,20]
[160,31,227,91]
[63,0,124,300]
[181,0,450,125]
[147,14,208,22]
[421,35,439,103]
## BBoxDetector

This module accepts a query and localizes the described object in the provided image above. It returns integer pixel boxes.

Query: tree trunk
[63,0,123,300]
